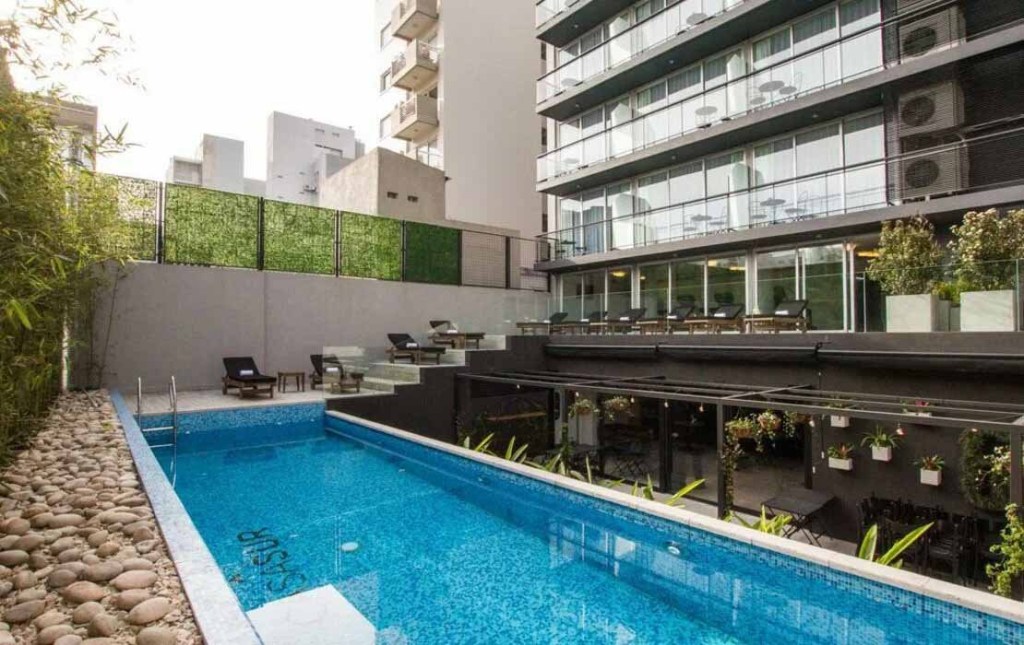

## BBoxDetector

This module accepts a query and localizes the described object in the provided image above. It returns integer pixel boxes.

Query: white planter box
[885,294,940,332]
[828,457,853,471]
[960,290,1018,332]
[920,469,942,486]
[871,446,893,462]
[829,414,850,428]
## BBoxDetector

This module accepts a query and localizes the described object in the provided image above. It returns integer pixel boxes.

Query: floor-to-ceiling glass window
[839,0,882,79]
[752,138,795,225]
[561,273,584,318]
[669,161,703,240]
[705,151,749,233]
[606,182,635,250]
[581,271,605,318]
[636,80,669,148]
[557,195,581,257]
[794,122,843,217]
[801,244,846,330]
[580,107,605,167]
[756,250,798,314]
[581,189,606,254]
[843,111,886,211]
[671,260,705,312]
[668,65,703,137]
[706,255,747,309]
[606,96,633,158]
[607,268,632,316]
[792,7,839,94]
[637,172,670,246]
[639,263,670,317]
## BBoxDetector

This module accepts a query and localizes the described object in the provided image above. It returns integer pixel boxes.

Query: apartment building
[534,0,1024,331]
[375,0,545,236]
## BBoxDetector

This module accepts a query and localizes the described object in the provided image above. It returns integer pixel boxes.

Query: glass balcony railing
[538,25,885,181]
[536,0,572,28]
[537,0,746,104]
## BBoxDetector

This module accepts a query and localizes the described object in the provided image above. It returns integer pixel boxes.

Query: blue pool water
[149,408,1023,644]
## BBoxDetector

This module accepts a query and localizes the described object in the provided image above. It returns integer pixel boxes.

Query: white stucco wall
[90,262,550,392]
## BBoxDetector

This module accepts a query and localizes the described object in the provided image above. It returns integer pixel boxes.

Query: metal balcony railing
[390,41,440,91]
[392,0,439,41]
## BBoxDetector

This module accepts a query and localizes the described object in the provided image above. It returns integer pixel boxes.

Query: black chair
[310,354,361,393]
[387,333,446,365]
[745,299,809,333]
[222,357,276,398]
[516,312,568,335]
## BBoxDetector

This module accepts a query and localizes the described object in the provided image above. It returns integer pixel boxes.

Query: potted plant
[726,416,757,440]
[756,410,782,433]
[862,427,900,462]
[949,208,1024,332]
[827,400,851,428]
[567,397,595,418]
[902,400,932,417]
[601,396,631,421]
[917,455,944,486]
[827,444,854,471]
[932,280,963,331]
[866,216,944,332]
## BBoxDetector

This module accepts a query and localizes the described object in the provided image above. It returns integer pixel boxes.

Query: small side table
[277,371,305,393]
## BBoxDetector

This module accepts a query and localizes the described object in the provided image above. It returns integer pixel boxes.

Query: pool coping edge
[325,410,1024,627]
[111,390,263,645]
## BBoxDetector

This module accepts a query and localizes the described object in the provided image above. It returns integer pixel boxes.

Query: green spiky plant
[732,506,793,537]
[858,522,933,568]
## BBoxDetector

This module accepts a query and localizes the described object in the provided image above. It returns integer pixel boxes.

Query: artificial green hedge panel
[340,212,402,280]
[109,176,159,261]
[404,222,460,285]
[263,200,335,275]
[163,184,259,268]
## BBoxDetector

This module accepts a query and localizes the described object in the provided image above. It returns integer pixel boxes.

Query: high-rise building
[264,111,364,205]
[534,0,1024,331]
[48,99,98,170]
[375,0,545,236]
[164,113,364,202]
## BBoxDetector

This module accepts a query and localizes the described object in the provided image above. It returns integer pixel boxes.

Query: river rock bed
[0,392,200,644]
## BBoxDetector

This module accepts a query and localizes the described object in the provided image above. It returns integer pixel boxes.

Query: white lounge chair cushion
[619,316,630,321]
[666,315,678,320]
[239,369,254,376]
[325,366,340,373]
[776,309,789,316]
[714,311,727,318]
[405,342,419,348]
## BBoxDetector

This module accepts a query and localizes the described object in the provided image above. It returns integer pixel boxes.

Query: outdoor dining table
[762,487,835,546]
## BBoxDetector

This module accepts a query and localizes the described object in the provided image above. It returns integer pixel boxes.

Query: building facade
[375,0,546,236]
[165,134,265,196]
[534,0,1024,331]
[264,111,364,205]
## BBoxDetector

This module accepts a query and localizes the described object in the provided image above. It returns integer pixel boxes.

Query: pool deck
[136,388,378,415]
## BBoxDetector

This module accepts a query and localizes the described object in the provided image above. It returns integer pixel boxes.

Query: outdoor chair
[599,308,647,334]
[310,354,361,393]
[387,333,446,365]
[222,356,276,399]
[638,305,696,335]
[516,312,568,335]
[744,300,809,334]
[428,320,485,349]
[680,304,745,334]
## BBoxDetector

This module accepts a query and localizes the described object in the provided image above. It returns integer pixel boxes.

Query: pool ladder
[136,376,179,486]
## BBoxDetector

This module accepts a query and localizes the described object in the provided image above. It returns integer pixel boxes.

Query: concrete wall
[265,111,361,205]
[90,262,550,392]
[320,147,447,222]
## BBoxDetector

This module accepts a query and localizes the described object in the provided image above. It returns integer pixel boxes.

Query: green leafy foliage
[988,504,1024,597]
[960,429,1011,512]
[263,200,334,275]
[404,222,459,285]
[163,184,259,268]
[341,212,402,280]
[858,522,933,568]
[732,506,793,536]
[866,216,943,296]
[949,208,1024,292]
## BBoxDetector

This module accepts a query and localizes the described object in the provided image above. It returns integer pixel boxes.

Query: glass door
[799,244,846,330]
[640,263,670,317]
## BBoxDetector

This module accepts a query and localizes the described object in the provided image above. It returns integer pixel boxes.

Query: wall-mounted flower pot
[830,415,850,428]
[960,290,1018,332]
[828,457,853,471]
[871,446,893,462]
[908,410,932,417]
[920,469,942,486]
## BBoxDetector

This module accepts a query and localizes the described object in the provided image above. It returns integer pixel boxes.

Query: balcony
[390,95,439,142]
[537,0,748,107]
[390,40,439,92]
[391,0,438,42]
[536,0,636,46]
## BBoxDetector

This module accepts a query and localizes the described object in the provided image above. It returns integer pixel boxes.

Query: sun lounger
[680,304,745,334]
[222,356,276,398]
[310,354,362,393]
[744,300,809,333]
[387,333,446,365]
[516,312,568,335]
[428,320,486,349]
[637,305,696,335]
[555,311,607,335]
[597,308,647,334]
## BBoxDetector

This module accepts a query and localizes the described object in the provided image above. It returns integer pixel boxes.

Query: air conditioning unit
[899,6,964,60]
[897,81,964,138]
[900,146,967,201]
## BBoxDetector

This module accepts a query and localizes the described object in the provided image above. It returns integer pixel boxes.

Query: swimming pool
[145,404,1024,644]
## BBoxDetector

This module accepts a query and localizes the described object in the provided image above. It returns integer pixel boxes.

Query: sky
[3,0,381,181]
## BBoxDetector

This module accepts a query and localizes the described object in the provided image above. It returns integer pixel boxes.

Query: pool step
[358,376,399,394]
[248,585,375,645]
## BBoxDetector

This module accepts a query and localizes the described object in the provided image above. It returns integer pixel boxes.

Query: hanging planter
[830,414,850,428]
[917,455,944,487]
[726,417,757,440]
[872,446,894,462]
[567,397,596,418]
[756,410,782,433]
[827,444,854,471]
[862,427,900,463]
[602,396,631,421]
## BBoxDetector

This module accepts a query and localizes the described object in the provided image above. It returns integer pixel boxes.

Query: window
[754,138,795,186]
[705,152,748,196]
[386,191,398,199]
[379,25,391,49]
[640,264,670,316]
[380,70,391,93]
[753,29,791,68]
[407,195,419,203]
[795,124,841,176]
[793,9,838,53]
[379,116,391,139]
